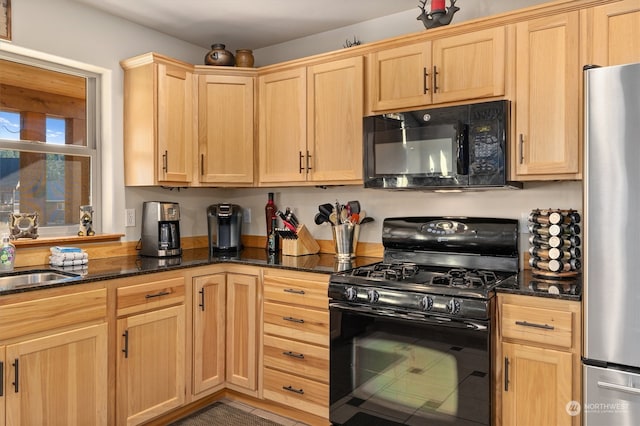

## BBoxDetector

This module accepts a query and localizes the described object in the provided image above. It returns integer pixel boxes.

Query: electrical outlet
[519,212,529,232]
[243,208,251,224]
[125,209,136,227]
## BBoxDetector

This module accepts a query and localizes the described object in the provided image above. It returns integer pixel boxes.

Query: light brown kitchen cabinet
[590,0,640,66]
[116,276,186,426]
[196,72,255,186]
[0,288,108,426]
[121,53,196,186]
[225,272,259,393]
[497,293,581,426]
[192,273,226,395]
[192,269,260,397]
[258,56,363,186]
[262,269,329,419]
[367,26,505,113]
[512,12,581,180]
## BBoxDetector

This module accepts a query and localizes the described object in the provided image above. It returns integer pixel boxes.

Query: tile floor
[218,398,310,426]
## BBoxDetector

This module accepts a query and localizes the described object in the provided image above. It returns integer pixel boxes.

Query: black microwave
[363,100,521,190]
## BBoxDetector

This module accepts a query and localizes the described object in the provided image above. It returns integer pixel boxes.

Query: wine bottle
[265,192,276,249]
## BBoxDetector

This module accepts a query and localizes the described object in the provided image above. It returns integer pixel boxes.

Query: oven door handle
[329,302,488,331]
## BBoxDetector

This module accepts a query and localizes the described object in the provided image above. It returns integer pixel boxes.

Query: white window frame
[0,43,111,237]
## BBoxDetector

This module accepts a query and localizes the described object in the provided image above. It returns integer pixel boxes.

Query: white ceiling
[71,0,422,50]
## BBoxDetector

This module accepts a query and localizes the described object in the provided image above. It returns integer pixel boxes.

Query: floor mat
[170,402,284,426]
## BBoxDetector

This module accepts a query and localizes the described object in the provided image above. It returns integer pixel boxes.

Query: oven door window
[330,308,490,425]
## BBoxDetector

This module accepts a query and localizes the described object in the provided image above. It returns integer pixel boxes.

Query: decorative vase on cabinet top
[235,49,254,67]
[205,43,235,66]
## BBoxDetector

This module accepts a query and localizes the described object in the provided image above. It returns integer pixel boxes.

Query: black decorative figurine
[417,0,460,30]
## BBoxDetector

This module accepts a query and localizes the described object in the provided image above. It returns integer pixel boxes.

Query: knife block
[282,224,320,256]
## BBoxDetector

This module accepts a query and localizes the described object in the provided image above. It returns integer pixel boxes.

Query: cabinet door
[4,324,108,426]
[591,0,640,66]
[258,68,307,184]
[198,74,255,185]
[431,26,505,104]
[502,342,574,426]
[307,57,363,184]
[117,305,185,426]
[514,12,580,178]
[193,273,226,394]
[226,273,257,391]
[368,42,432,112]
[157,62,194,184]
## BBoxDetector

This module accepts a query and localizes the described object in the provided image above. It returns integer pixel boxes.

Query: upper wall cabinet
[367,26,506,113]
[512,12,581,180]
[122,54,196,186]
[196,72,255,186]
[258,56,363,186]
[590,0,640,66]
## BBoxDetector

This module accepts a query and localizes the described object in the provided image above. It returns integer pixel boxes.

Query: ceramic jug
[205,43,235,66]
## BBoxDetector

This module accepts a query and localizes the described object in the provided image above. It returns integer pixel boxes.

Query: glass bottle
[0,233,16,271]
[265,192,276,248]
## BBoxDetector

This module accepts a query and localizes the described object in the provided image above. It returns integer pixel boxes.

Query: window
[0,51,100,237]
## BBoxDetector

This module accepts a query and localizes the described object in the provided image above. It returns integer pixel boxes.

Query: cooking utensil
[347,200,361,214]
[314,213,329,225]
[319,203,334,219]
[360,216,374,224]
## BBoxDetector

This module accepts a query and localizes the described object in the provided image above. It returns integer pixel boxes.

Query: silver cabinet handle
[283,316,304,324]
[282,351,305,359]
[515,320,554,330]
[597,380,640,395]
[145,291,170,299]
[284,288,305,295]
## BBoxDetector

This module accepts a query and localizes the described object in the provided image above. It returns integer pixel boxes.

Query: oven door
[330,302,491,425]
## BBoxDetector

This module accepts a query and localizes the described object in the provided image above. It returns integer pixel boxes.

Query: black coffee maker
[207,203,243,254]
[140,201,182,257]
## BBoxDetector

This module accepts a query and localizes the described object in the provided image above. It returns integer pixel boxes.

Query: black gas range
[329,217,519,426]
[329,216,519,321]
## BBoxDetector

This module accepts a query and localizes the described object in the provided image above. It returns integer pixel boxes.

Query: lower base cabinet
[3,323,108,426]
[262,269,330,420]
[498,293,581,426]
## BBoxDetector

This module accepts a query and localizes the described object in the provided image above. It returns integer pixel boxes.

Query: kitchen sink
[0,269,82,290]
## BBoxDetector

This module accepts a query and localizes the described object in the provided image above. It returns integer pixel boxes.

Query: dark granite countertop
[496,269,582,301]
[0,247,382,296]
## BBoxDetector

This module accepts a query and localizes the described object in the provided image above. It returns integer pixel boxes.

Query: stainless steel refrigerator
[584,62,640,425]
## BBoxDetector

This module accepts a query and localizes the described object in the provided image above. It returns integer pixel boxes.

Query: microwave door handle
[456,124,469,175]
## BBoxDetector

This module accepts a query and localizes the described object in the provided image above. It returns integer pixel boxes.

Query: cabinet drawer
[0,288,106,340]
[117,277,185,316]
[264,302,328,346]
[263,367,329,419]
[501,303,573,348]
[263,276,328,309]
[264,334,329,383]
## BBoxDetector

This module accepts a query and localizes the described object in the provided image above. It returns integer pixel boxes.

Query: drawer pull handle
[283,351,305,359]
[283,316,305,324]
[0,361,3,397]
[515,320,554,330]
[198,288,205,311]
[146,291,170,299]
[282,385,304,395]
[284,288,305,295]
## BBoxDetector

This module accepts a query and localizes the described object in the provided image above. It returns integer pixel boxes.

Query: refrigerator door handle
[597,380,640,396]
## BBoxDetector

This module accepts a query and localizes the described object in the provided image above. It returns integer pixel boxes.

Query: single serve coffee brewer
[140,201,182,257]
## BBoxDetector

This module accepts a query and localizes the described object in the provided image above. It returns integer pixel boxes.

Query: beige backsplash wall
[125,181,583,254]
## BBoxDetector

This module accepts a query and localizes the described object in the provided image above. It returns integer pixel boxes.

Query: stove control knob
[446,298,461,315]
[345,287,357,301]
[419,296,434,311]
[367,290,380,303]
